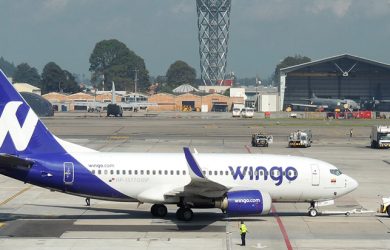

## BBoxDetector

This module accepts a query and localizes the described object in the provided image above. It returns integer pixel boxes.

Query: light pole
[133,69,139,103]
[255,76,261,111]
[102,74,105,91]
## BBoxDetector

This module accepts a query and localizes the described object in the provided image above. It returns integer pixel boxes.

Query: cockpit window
[330,169,342,176]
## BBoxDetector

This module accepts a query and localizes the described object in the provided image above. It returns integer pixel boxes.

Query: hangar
[280,54,390,111]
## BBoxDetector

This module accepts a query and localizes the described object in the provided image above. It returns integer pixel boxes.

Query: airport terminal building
[280,54,390,111]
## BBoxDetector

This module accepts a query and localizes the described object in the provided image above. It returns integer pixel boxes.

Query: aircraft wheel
[151,204,167,217]
[181,208,193,221]
[155,204,167,217]
[176,208,184,220]
[151,204,158,216]
[308,208,318,217]
[386,206,390,217]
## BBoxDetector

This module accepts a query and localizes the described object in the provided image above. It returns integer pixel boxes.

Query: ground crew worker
[349,128,353,138]
[240,220,248,246]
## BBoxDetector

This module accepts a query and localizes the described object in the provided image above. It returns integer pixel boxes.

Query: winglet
[183,147,204,178]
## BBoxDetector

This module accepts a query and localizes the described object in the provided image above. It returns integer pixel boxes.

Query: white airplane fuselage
[72,152,356,204]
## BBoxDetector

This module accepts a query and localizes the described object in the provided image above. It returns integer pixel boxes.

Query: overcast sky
[1,0,390,81]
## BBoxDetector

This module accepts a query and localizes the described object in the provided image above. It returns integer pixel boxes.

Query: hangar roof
[280,54,390,74]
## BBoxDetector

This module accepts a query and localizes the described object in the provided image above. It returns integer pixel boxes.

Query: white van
[232,103,244,117]
[241,107,254,118]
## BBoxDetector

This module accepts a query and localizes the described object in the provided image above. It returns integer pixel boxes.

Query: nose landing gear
[308,201,318,217]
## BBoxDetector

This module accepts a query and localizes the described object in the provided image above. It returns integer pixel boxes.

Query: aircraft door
[64,162,74,185]
[311,164,320,186]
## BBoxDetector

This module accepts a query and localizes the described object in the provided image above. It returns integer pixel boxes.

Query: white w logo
[0,101,39,151]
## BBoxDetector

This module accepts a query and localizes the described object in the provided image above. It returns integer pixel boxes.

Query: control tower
[196,0,232,86]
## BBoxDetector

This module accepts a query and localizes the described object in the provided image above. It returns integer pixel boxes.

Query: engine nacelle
[216,190,272,215]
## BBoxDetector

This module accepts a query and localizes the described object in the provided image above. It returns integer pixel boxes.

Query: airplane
[0,70,358,221]
[290,93,360,111]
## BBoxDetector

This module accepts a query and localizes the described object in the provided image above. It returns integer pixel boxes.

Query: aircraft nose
[348,177,359,191]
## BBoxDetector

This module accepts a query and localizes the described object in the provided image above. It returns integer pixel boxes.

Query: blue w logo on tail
[0,101,39,151]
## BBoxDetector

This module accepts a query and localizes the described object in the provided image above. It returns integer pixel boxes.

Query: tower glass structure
[196,0,231,86]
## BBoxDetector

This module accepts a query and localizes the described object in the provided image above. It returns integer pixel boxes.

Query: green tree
[41,62,80,94]
[0,57,16,77]
[166,60,196,90]
[274,55,311,83]
[13,63,41,87]
[89,39,149,92]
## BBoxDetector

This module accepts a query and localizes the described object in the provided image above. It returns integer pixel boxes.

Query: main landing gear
[308,201,318,217]
[151,204,168,218]
[150,204,194,221]
[176,206,193,221]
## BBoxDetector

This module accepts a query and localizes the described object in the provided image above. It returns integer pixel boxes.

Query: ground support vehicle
[241,107,254,118]
[107,103,123,117]
[370,126,390,148]
[288,130,312,148]
[379,197,390,216]
[251,134,273,147]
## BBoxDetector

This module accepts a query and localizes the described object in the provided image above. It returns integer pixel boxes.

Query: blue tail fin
[0,70,65,156]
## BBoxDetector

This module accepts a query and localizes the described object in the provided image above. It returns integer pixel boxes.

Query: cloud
[235,0,297,22]
[171,1,193,15]
[358,0,390,18]
[42,0,70,12]
[306,0,352,17]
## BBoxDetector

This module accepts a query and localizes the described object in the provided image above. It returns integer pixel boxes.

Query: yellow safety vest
[240,224,247,234]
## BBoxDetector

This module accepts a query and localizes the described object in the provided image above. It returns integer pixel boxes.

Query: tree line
[0,39,311,95]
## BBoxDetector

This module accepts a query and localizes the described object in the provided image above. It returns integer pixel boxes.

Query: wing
[136,148,229,203]
[166,147,229,198]
[290,103,329,109]
[0,153,34,169]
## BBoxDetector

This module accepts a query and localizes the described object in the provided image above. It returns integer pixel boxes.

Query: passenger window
[140,170,144,175]
[202,170,206,175]
[98,170,101,175]
[176,170,180,175]
[92,170,95,175]
[164,170,168,175]
[209,171,212,175]
[182,170,186,175]
[116,170,120,175]
[158,170,162,175]
[122,170,126,175]
[225,171,229,175]
[128,170,132,175]
[170,170,174,175]
[104,170,108,175]
[214,171,218,175]
[219,171,223,176]
[146,170,150,175]
[110,170,114,175]
[152,170,156,175]
[134,170,138,175]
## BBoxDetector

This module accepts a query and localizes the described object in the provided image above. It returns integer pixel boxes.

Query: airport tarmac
[1,112,390,249]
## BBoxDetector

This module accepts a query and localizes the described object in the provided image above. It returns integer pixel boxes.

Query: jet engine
[215,190,272,215]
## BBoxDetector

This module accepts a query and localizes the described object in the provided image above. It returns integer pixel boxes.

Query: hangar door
[182,101,195,111]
